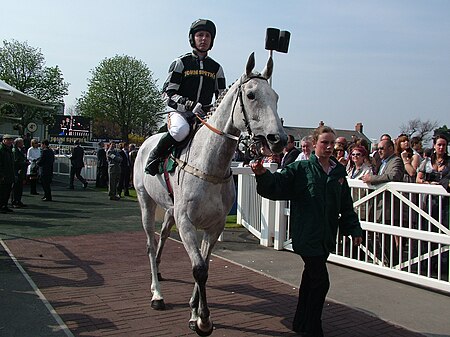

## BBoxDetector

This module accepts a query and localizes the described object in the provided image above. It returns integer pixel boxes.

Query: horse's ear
[246,52,255,76]
[261,56,273,80]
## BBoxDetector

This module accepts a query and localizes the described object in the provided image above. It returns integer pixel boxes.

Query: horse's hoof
[157,272,164,281]
[194,320,214,336]
[151,299,165,310]
[189,320,197,331]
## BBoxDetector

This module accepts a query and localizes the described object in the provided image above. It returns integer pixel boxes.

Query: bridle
[176,74,271,183]
[195,74,270,156]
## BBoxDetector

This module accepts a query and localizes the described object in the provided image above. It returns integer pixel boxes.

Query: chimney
[355,122,363,133]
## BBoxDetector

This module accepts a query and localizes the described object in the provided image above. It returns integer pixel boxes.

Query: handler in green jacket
[251,125,363,337]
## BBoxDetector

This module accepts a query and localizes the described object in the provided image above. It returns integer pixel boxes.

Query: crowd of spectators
[0,135,140,213]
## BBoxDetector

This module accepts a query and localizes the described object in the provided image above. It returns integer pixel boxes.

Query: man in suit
[96,142,108,188]
[118,142,131,197]
[69,140,88,189]
[361,138,404,263]
[0,134,15,213]
[37,140,55,201]
[280,134,300,169]
[362,139,404,185]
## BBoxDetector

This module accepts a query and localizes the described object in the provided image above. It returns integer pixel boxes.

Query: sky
[1,0,449,141]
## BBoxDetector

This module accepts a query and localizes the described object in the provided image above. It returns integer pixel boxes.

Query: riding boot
[145,132,177,175]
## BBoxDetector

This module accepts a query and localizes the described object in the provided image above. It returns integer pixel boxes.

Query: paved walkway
[0,177,449,336]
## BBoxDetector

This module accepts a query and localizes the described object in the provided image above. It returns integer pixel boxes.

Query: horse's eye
[247,92,255,100]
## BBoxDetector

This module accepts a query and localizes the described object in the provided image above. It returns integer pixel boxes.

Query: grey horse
[133,52,287,336]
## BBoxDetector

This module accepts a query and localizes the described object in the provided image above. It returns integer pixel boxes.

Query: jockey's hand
[250,160,267,176]
[185,100,195,111]
[193,103,206,118]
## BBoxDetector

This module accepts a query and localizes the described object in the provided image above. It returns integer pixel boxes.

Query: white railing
[53,154,97,182]
[236,173,450,293]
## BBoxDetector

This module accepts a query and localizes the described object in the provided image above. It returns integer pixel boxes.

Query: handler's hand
[250,160,267,176]
[353,236,363,246]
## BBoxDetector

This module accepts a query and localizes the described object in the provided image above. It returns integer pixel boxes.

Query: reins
[174,74,269,184]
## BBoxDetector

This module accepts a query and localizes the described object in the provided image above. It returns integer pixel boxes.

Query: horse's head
[233,52,287,157]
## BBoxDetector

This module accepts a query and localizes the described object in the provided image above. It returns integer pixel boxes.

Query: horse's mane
[206,71,261,118]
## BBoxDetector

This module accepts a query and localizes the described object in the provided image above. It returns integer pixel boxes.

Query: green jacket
[0,142,15,184]
[255,154,362,256]
[13,145,28,180]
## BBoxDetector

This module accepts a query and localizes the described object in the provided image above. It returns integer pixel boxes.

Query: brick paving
[5,232,425,337]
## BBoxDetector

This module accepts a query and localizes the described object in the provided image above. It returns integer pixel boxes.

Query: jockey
[145,18,226,175]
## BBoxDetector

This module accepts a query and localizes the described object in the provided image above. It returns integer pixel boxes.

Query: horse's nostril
[267,134,280,144]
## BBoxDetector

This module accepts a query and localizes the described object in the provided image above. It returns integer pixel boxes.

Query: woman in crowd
[346,146,373,179]
[395,134,421,183]
[333,144,347,166]
[416,134,449,273]
[417,134,449,187]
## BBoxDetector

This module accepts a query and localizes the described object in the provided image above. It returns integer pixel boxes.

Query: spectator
[395,134,421,183]
[27,139,41,195]
[296,136,313,161]
[361,138,404,258]
[346,146,372,179]
[410,136,423,160]
[118,142,131,197]
[107,142,122,201]
[333,144,347,166]
[129,143,138,188]
[11,137,28,208]
[361,138,404,185]
[96,142,108,188]
[372,134,392,175]
[280,134,300,168]
[36,139,55,202]
[250,125,362,336]
[0,134,15,213]
[68,140,88,189]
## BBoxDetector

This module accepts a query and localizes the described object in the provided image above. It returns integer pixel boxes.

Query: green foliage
[77,55,164,141]
[0,39,69,133]
[434,125,450,141]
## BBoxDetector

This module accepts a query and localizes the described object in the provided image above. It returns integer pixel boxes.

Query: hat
[2,134,14,139]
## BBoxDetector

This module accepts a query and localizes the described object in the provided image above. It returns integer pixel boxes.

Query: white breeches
[168,111,190,142]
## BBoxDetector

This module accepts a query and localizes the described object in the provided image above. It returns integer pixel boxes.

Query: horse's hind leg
[155,208,175,281]
[139,195,165,310]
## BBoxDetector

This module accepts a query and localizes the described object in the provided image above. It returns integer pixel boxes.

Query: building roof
[283,124,372,145]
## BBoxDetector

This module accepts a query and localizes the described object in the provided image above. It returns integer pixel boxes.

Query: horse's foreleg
[141,199,165,310]
[155,209,175,281]
[178,222,213,335]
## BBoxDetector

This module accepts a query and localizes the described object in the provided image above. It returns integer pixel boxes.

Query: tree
[0,39,69,134]
[434,125,450,142]
[77,55,164,141]
[399,118,439,144]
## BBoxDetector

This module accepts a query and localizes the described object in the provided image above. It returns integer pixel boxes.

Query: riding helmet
[189,19,216,50]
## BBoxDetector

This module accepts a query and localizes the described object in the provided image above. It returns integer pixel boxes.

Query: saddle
[157,117,202,175]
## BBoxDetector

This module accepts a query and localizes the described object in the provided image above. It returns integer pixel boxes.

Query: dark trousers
[293,255,330,336]
[118,166,130,196]
[29,176,38,194]
[41,175,52,200]
[12,178,24,203]
[0,183,13,208]
[96,166,108,187]
[69,166,86,187]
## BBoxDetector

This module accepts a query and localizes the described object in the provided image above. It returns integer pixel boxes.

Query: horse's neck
[186,93,239,177]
